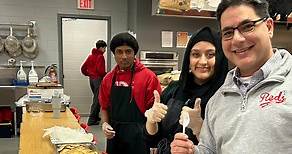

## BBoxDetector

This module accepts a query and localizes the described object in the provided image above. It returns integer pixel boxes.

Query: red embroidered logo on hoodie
[259,91,286,108]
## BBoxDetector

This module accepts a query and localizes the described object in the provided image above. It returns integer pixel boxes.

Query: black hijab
[178,27,228,117]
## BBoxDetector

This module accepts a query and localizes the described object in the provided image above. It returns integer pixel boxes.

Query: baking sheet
[54,142,98,154]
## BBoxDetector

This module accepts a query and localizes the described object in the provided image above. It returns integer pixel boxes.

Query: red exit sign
[77,0,94,10]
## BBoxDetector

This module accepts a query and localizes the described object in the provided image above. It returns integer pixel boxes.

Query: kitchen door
[61,16,109,115]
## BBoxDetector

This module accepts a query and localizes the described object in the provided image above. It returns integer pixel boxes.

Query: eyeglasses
[221,16,268,41]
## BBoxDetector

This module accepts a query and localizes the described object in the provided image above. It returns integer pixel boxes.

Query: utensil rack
[0,21,37,37]
[0,21,34,28]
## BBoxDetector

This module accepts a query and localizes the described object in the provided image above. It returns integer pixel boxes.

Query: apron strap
[110,64,135,114]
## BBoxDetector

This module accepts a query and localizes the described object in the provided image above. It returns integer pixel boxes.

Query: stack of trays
[25,101,66,112]
[55,142,99,154]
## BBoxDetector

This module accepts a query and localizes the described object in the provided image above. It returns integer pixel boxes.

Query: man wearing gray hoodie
[171,0,292,153]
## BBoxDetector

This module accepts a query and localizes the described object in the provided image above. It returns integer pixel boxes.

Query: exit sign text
[77,0,94,10]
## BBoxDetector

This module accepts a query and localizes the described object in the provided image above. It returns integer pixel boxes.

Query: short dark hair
[110,32,139,55]
[216,0,270,25]
[96,40,107,49]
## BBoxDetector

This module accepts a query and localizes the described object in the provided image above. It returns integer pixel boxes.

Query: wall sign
[77,0,94,10]
[176,32,188,48]
[161,31,173,48]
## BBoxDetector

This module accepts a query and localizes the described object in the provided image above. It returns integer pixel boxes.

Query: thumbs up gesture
[145,90,168,124]
[179,98,203,137]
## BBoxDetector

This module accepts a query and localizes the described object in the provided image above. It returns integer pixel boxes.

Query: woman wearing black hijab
[144,27,229,154]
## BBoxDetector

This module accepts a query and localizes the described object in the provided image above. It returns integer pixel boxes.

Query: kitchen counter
[19,108,80,154]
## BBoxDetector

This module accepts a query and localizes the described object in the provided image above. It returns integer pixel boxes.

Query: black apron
[106,68,148,154]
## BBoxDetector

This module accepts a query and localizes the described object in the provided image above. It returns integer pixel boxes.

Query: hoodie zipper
[241,95,247,112]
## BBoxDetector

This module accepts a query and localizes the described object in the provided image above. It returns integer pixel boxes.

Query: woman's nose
[198,55,208,64]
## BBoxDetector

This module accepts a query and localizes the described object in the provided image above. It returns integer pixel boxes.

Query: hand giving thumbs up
[145,90,168,124]
[179,98,203,137]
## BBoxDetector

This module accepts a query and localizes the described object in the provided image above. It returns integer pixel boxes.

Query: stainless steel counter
[0,86,27,106]
[0,86,27,136]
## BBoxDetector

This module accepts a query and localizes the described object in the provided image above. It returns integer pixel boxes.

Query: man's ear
[266,18,274,39]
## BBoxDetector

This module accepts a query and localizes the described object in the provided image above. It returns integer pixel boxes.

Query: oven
[139,50,178,75]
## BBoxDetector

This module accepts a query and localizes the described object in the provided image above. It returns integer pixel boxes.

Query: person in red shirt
[81,40,107,125]
[99,32,162,154]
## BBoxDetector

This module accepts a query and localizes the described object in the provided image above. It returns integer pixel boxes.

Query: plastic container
[52,103,61,118]
[30,101,43,117]
[17,61,27,82]
[0,123,13,138]
[12,79,29,86]
[52,91,61,118]
[28,61,38,85]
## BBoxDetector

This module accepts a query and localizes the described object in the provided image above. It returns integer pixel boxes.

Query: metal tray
[54,142,99,154]
[25,101,66,112]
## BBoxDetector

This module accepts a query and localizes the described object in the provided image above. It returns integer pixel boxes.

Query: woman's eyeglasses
[221,16,268,41]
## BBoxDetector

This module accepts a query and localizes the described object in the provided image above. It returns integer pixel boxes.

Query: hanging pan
[22,27,38,59]
[4,26,22,58]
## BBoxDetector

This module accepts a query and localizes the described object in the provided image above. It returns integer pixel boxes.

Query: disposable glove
[102,122,115,139]
[179,98,203,137]
[145,90,168,123]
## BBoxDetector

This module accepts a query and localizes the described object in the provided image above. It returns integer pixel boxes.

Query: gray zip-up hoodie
[196,49,292,154]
